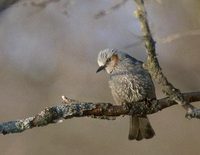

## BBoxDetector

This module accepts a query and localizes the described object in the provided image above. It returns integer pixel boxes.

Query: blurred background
[0,0,200,155]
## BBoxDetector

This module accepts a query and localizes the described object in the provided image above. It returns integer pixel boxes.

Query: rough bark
[1,92,200,135]
[134,0,197,117]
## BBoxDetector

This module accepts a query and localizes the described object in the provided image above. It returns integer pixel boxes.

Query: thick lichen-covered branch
[1,92,200,135]
[133,0,196,117]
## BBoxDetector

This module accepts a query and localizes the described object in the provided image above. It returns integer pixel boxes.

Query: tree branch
[0,0,19,12]
[94,0,128,19]
[133,0,198,118]
[156,29,200,44]
[0,92,200,135]
[30,0,60,9]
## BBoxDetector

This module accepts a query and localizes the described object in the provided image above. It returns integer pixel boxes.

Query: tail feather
[128,116,141,140]
[128,116,155,141]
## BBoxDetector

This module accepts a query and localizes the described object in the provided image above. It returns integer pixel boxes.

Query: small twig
[62,95,78,103]
[94,0,128,19]
[30,0,60,9]
[156,29,200,44]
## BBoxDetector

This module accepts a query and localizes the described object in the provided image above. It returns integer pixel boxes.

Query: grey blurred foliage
[0,0,200,155]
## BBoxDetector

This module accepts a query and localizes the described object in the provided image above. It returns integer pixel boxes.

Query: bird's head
[96,49,121,74]
[96,49,142,74]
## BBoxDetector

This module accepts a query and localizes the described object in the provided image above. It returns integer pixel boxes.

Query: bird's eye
[106,58,111,63]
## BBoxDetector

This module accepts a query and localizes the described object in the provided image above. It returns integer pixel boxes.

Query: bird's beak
[96,65,105,73]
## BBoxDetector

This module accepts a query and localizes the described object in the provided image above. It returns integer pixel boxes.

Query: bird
[96,49,156,140]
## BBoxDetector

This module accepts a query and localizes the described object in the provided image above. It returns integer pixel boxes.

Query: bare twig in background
[1,92,200,135]
[0,0,19,12]
[0,0,61,12]
[30,0,60,9]
[155,0,162,4]
[94,0,128,19]
[62,0,74,16]
[133,0,200,118]
[124,29,200,49]
[157,29,200,44]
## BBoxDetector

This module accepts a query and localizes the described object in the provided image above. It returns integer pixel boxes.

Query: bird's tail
[128,115,155,140]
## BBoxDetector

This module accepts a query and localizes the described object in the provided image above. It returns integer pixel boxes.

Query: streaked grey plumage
[97,49,156,140]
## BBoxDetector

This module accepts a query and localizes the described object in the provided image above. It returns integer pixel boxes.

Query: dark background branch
[0,0,19,12]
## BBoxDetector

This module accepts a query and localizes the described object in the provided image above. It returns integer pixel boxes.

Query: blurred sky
[0,0,200,155]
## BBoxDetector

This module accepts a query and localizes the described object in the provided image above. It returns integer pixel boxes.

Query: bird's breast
[109,73,145,105]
